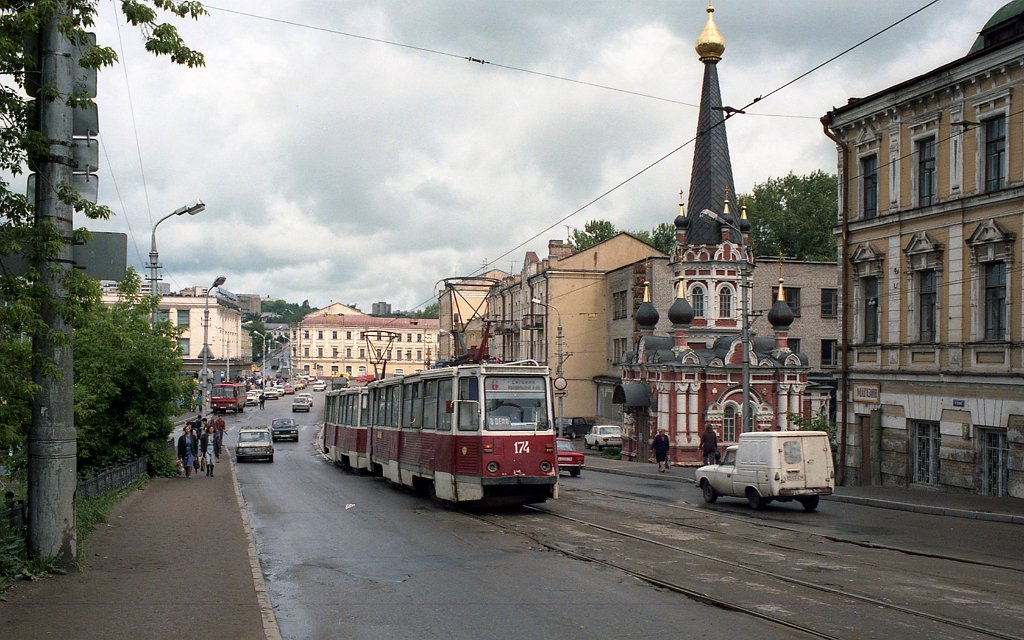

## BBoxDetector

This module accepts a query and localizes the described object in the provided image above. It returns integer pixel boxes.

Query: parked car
[264,387,282,400]
[584,425,622,450]
[555,417,594,439]
[236,426,274,462]
[311,380,327,392]
[271,417,299,441]
[555,438,584,477]
[695,431,835,511]
[291,395,312,413]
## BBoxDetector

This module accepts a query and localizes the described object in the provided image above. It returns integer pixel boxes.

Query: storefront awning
[613,382,651,408]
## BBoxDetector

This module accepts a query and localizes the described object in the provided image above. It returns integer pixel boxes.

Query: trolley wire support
[362,330,401,381]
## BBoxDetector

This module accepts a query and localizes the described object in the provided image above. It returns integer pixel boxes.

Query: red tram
[323,361,558,506]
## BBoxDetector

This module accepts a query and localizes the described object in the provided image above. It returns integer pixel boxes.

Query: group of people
[176,414,226,478]
[649,424,720,471]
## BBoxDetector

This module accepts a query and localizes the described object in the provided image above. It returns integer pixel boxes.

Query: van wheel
[701,481,718,504]
[585,441,592,449]
[797,496,819,512]
[746,488,766,510]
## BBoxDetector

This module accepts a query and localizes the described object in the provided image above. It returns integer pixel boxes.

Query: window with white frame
[691,285,705,317]
[904,231,944,344]
[850,244,884,345]
[966,219,1014,343]
[863,277,880,344]
[918,270,937,343]
[723,404,737,442]
[718,285,733,318]
[984,115,1007,193]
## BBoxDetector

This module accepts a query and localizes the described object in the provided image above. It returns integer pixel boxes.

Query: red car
[555,438,584,477]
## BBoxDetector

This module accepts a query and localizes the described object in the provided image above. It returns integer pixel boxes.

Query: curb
[228,453,283,640]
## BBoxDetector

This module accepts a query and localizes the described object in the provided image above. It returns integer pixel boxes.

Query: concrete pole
[556,314,564,438]
[28,4,77,567]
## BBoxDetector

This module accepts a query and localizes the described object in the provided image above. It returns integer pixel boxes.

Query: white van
[695,431,834,511]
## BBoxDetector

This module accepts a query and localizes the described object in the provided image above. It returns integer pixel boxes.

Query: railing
[76,457,148,501]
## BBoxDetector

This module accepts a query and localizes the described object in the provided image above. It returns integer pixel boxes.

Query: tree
[413,302,439,319]
[73,269,190,474]
[742,171,839,262]
[569,220,616,252]
[631,222,675,255]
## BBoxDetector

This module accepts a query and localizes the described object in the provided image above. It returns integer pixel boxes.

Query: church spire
[684,2,738,246]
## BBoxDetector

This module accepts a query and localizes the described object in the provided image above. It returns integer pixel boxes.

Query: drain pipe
[821,113,849,486]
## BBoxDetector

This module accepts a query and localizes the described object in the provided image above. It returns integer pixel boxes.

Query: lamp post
[531,298,565,437]
[149,200,205,326]
[202,276,226,421]
[702,209,752,432]
[253,330,268,388]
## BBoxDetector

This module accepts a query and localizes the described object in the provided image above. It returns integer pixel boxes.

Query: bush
[601,446,622,458]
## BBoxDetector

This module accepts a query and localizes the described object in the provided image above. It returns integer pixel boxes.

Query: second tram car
[323,361,558,506]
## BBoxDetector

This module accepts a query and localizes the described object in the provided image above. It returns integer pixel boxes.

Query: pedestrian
[213,415,226,460]
[699,424,719,466]
[176,424,198,479]
[200,425,217,477]
[652,428,671,472]
[259,391,265,410]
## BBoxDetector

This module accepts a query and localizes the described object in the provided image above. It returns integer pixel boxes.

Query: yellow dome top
[695,3,726,61]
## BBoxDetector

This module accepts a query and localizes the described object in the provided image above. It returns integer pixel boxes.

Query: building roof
[300,315,439,330]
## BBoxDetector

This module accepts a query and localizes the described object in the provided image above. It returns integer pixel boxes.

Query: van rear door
[801,435,832,489]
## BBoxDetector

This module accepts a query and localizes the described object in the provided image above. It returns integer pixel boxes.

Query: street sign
[0,231,126,281]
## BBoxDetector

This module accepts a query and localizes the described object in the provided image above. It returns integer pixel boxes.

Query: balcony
[522,313,544,329]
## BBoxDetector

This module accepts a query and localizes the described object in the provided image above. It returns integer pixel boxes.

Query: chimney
[548,239,572,260]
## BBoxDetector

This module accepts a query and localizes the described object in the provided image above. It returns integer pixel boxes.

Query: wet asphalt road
[226,394,805,640]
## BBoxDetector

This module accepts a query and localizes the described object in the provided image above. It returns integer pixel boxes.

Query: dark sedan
[271,417,299,442]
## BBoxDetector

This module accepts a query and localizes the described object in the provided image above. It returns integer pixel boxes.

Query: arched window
[723,404,737,441]
[719,286,733,318]
[692,285,705,317]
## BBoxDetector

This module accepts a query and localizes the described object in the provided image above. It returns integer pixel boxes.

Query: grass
[0,475,148,596]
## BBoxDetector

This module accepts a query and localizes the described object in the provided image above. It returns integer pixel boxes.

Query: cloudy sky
[69,0,1005,310]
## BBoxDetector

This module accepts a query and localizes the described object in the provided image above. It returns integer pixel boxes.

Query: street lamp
[701,208,752,432]
[149,200,205,326]
[201,275,226,421]
[531,297,565,437]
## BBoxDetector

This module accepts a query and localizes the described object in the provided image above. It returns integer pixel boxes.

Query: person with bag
[176,424,198,479]
[212,415,226,460]
[652,428,671,472]
[200,424,217,477]
[699,424,719,466]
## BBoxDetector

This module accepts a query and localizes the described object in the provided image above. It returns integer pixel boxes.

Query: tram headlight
[487,461,499,474]
[539,461,552,473]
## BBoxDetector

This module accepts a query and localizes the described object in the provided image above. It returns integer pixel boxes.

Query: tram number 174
[514,441,530,454]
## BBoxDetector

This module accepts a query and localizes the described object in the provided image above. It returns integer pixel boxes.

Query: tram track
[466,499,1024,640]
[579,486,1024,574]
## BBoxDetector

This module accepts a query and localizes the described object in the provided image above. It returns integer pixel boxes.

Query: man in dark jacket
[651,429,671,472]
[699,424,719,465]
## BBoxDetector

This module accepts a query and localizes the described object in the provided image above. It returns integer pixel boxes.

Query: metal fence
[76,457,148,501]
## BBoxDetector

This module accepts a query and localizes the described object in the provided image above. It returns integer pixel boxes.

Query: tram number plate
[514,441,530,454]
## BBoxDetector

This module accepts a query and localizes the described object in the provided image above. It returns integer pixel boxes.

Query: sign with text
[852,382,881,404]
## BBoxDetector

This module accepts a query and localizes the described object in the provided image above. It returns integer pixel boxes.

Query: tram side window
[360,393,369,425]
[389,384,402,427]
[422,380,438,430]
[375,389,386,425]
[403,382,415,428]
[438,378,453,431]
[458,377,479,431]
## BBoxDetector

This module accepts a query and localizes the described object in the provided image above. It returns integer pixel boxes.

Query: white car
[297,392,313,407]
[264,387,282,400]
[584,425,623,450]
[311,380,327,392]
[245,391,260,406]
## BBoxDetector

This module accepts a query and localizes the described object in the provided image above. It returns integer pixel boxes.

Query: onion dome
[767,276,794,329]
[635,280,660,329]
[668,276,695,326]
[695,3,726,62]
[674,194,688,230]
[740,203,751,233]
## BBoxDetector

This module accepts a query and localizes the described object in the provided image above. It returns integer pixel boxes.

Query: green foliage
[601,446,622,459]
[569,220,616,252]
[630,222,675,254]
[791,411,839,468]
[75,477,148,564]
[741,171,839,262]
[412,302,439,319]
[261,298,317,324]
[73,269,191,470]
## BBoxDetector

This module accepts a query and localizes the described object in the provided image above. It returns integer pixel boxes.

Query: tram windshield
[483,376,550,431]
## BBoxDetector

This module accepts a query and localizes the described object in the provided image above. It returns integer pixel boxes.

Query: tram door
[979,428,1008,497]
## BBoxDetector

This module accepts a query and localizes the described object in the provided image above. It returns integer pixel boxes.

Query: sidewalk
[580,451,1024,525]
[0,455,279,640]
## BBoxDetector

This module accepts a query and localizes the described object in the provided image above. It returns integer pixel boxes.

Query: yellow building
[487,235,666,422]
[292,306,440,380]
[823,3,1024,497]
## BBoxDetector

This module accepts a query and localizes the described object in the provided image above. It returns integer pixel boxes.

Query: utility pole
[29,4,77,566]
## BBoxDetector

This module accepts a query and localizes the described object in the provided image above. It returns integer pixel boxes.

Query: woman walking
[176,424,198,479]
[200,425,217,477]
